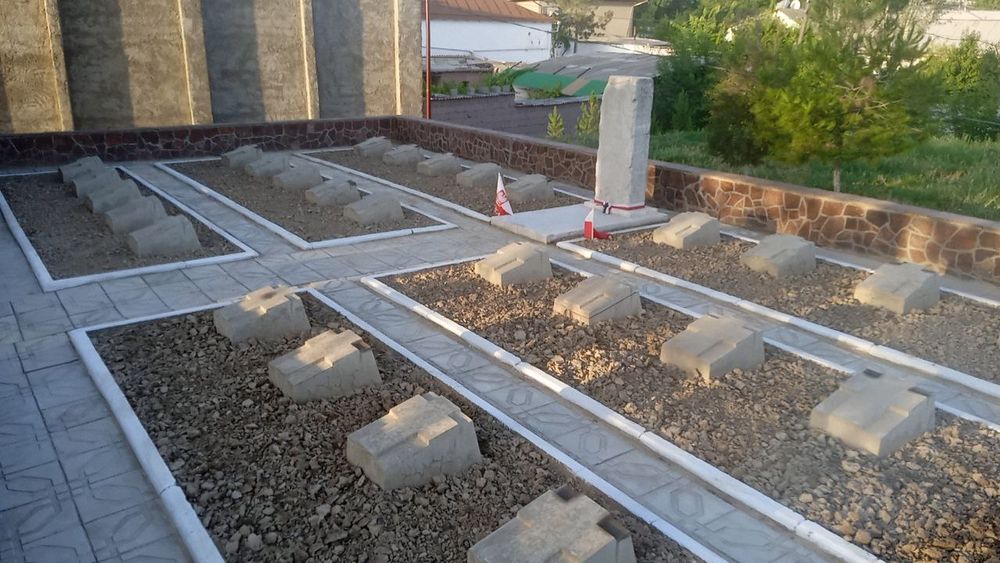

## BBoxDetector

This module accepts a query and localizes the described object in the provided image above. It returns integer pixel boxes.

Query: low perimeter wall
[2,116,998,283]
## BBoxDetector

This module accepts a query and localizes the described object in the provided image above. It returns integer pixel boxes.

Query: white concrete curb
[154,162,457,251]
[359,268,877,562]
[0,170,257,292]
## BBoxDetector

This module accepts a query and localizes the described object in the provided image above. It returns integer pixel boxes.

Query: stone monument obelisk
[593,75,654,215]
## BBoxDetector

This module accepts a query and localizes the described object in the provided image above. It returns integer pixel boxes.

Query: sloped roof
[429,0,553,23]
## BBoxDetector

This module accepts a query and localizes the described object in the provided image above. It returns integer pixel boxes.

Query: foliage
[552,0,613,54]
[576,92,601,142]
[706,85,768,164]
[924,34,1000,140]
[671,90,694,130]
[526,84,566,99]
[488,66,533,88]
[547,106,566,139]
[633,0,700,37]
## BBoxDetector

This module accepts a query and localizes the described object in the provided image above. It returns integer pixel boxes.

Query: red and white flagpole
[584,209,611,240]
[495,174,513,216]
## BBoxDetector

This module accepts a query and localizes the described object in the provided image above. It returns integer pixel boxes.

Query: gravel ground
[170,161,436,242]
[389,265,1000,562]
[92,295,694,563]
[0,172,236,279]
[581,230,1000,384]
[314,150,583,215]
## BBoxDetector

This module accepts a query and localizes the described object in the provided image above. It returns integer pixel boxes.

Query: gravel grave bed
[388,264,1000,562]
[170,160,437,242]
[580,230,1000,384]
[0,172,237,279]
[91,295,693,563]
[313,150,584,215]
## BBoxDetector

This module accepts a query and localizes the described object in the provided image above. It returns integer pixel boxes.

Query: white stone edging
[357,273,877,563]
[0,170,258,292]
[153,161,457,251]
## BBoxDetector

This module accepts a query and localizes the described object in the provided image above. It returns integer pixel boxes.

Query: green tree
[576,92,601,141]
[925,34,1000,140]
[546,106,565,139]
[552,0,613,54]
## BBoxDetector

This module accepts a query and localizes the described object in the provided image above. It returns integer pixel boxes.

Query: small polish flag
[584,209,611,240]
[494,174,513,216]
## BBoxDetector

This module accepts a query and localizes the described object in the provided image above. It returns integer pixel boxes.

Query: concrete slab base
[60,156,103,183]
[345,392,481,490]
[810,368,935,457]
[268,329,381,402]
[85,180,142,213]
[72,167,121,199]
[854,263,940,314]
[354,136,393,158]
[417,153,462,177]
[103,195,167,234]
[474,242,552,287]
[382,144,423,166]
[222,145,262,169]
[652,212,720,250]
[491,204,668,243]
[213,285,310,343]
[507,174,554,205]
[305,179,361,207]
[244,154,289,178]
[660,316,764,382]
[273,165,323,190]
[126,215,203,257]
[469,485,636,563]
[741,234,816,278]
[553,277,642,325]
[457,163,501,189]
[344,193,404,226]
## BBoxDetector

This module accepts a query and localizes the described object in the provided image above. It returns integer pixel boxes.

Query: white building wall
[423,20,552,63]
[927,10,1000,47]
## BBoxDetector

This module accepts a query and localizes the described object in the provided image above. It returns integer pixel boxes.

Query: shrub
[546,107,565,139]
[576,93,601,142]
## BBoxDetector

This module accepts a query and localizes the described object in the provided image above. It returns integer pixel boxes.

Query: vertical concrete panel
[312,0,365,117]
[178,0,213,124]
[396,0,422,116]
[0,0,72,133]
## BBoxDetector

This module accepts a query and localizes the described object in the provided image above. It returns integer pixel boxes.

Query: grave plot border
[155,157,458,250]
[67,287,727,563]
[0,168,257,292]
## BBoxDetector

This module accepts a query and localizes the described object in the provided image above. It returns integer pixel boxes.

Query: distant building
[423,0,554,64]
[513,1,648,40]
[926,9,1000,47]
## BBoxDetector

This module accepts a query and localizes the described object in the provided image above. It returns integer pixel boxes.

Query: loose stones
[416,153,462,177]
[85,180,141,213]
[268,330,381,402]
[72,167,121,199]
[652,212,720,250]
[553,277,642,325]
[103,195,167,234]
[810,368,935,457]
[273,164,323,190]
[468,485,636,563]
[595,75,654,209]
[213,285,310,343]
[222,145,262,169]
[381,144,423,166]
[245,154,289,178]
[741,234,816,277]
[353,136,393,158]
[126,215,202,257]
[345,392,482,490]
[660,316,764,382]
[457,163,501,189]
[474,242,552,287]
[344,193,404,226]
[305,179,362,206]
[507,174,554,205]
[854,262,940,314]
[60,156,103,183]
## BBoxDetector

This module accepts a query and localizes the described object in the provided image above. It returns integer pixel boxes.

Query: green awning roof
[513,71,606,96]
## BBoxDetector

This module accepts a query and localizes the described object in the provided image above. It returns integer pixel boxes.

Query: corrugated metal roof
[429,0,553,23]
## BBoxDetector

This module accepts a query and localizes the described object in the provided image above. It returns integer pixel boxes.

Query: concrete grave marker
[381,144,423,166]
[222,145,262,169]
[416,153,462,177]
[213,285,310,343]
[72,167,121,199]
[810,368,935,457]
[474,242,552,287]
[346,392,481,490]
[268,329,381,402]
[273,164,323,190]
[741,234,816,277]
[85,180,141,213]
[344,193,404,226]
[60,156,103,184]
[854,263,940,314]
[469,485,636,563]
[127,215,202,257]
[594,76,654,212]
[103,195,167,234]
[353,136,393,158]
[652,212,720,249]
[553,277,642,325]
[507,174,554,205]
[244,154,289,178]
[305,179,361,206]
[457,163,502,189]
[660,316,764,382]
